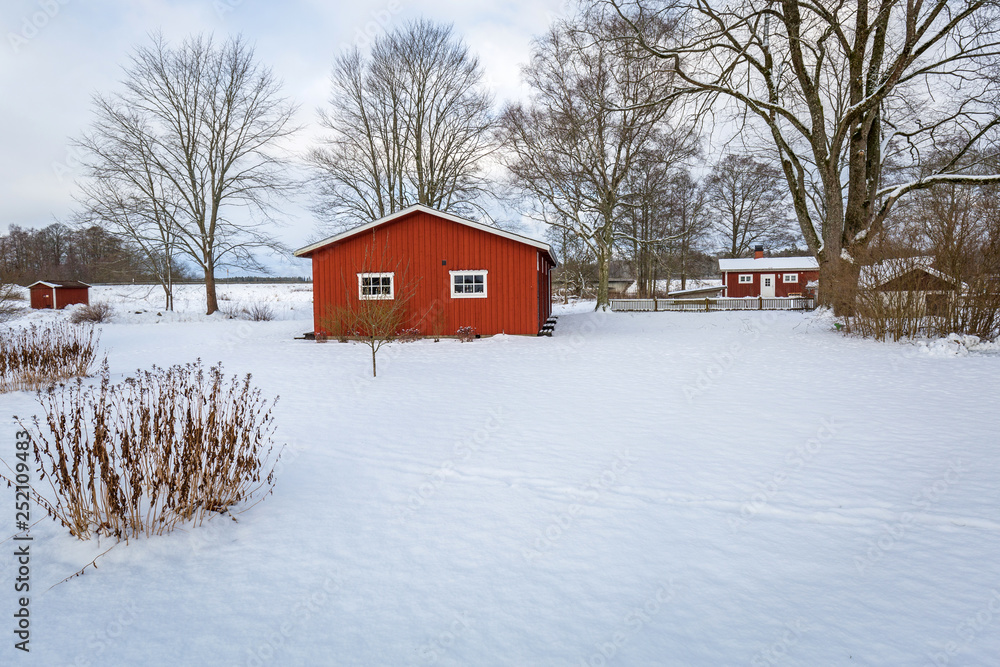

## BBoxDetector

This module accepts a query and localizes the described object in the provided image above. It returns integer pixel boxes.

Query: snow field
[1,287,999,665]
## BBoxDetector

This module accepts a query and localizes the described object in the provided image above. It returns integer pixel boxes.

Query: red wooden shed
[719,247,819,298]
[294,205,558,337]
[27,280,91,310]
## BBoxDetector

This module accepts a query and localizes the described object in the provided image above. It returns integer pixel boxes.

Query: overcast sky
[1,0,570,275]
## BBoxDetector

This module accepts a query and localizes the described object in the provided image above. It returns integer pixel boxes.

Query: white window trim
[358,272,394,300]
[783,273,798,283]
[450,270,488,299]
[738,274,753,284]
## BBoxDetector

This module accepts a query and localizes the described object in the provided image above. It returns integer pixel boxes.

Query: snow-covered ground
[2,285,1000,666]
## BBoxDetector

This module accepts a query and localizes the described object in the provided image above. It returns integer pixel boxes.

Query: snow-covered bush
[456,325,477,342]
[5,360,281,540]
[398,327,421,342]
[69,301,115,324]
[0,322,102,392]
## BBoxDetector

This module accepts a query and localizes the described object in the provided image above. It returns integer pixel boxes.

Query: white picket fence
[610,297,815,312]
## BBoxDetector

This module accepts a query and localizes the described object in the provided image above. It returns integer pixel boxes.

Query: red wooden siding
[29,285,90,309]
[724,270,819,298]
[307,210,554,336]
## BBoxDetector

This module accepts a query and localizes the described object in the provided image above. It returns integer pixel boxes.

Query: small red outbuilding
[294,205,558,337]
[27,280,91,310]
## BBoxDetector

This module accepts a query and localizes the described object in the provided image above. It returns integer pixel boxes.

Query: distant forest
[0,223,309,285]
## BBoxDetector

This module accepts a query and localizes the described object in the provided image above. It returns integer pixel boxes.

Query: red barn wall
[55,288,90,308]
[29,286,90,309]
[724,270,818,297]
[309,210,552,336]
[30,286,53,309]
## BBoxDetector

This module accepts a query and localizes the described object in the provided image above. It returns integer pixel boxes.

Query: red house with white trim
[719,247,819,298]
[294,205,558,337]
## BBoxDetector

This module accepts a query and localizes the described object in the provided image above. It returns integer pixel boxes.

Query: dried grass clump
[4,360,281,541]
[0,322,102,393]
[241,302,276,321]
[69,301,115,324]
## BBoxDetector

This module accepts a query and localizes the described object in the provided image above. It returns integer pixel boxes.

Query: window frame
[450,270,488,299]
[357,272,394,300]
[738,274,753,284]
[783,273,798,283]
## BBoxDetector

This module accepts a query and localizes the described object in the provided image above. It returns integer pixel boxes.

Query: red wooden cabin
[294,205,558,337]
[27,280,91,309]
[719,247,819,298]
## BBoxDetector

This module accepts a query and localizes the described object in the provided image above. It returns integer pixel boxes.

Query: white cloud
[1,0,566,272]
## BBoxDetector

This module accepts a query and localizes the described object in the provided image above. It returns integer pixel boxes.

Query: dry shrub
[0,322,102,392]
[3,360,281,541]
[241,302,276,321]
[398,327,421,343]
[835,247,1000,342]
[456,325,477,342]
[69,301,115,324]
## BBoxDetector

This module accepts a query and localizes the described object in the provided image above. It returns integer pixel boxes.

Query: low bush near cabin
[3,360,281,540]
[0,322,102,393]
[456,326,477,342]
[398,327,421,343]
[69,301,115,324]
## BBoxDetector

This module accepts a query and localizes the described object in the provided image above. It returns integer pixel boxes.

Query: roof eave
[294,204,556,260]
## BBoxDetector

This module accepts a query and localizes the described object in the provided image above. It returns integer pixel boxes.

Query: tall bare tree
[310,20,495,232]
[500,9,689,309]
[705,153,798,258]
[608,0,1000,312]
[663,170,711,290]
[75,33,297,314]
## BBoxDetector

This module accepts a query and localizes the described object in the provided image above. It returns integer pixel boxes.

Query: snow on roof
[717,256,819,272]
[294,204,557,265]
[27,280,91,289]
[859,257,965,290]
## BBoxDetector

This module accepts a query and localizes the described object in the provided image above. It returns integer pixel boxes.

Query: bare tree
[75,33,297,314]
[705,153,798,258]
[310,20,495,232]
[74,137,184,309]
[500,9,690,310]
[663,170,711,290]
[318,233,416,377]
[608,0,1000,312]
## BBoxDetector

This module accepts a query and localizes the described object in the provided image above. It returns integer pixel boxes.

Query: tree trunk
[596,247,610,311]
[204,265,219,315]
[371,345,377,377]
[818,255,860,316]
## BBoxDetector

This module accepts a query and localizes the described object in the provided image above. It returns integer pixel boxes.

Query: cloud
[1,0,566,272]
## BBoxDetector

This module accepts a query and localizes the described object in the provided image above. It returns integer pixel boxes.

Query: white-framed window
[783,273,798,283]
[358,272,394,300]
[738,274,753,284]
[450,270,488,298]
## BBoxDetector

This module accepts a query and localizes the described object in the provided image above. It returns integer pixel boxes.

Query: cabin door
[761,274,775,298]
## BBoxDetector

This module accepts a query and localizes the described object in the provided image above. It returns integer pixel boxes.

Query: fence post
[758,296,763,310]
[704,298,710,312]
